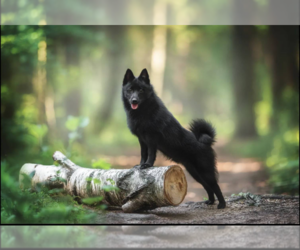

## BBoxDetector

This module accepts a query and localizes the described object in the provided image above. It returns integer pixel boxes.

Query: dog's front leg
[140,142,157,169]
[139,138,148,165]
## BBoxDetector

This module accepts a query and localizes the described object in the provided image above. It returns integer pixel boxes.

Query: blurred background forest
[1,1,299,227]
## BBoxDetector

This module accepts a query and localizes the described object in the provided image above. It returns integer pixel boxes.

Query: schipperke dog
[122,68,226,209]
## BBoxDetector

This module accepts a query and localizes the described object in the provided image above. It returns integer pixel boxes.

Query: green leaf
[239,192,245,197]
[65,116,80,131]
[102,185,119,192]
[106,178,115,185]
[57,177,67,183]
[53,161,60,166]
[92,159,111,170]
[28,124,48,139]
[93,178,101,185]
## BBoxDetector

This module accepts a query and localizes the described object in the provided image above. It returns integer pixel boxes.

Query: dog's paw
[205,200,215,205]
[217,203,226,209]
[140,163,152,169]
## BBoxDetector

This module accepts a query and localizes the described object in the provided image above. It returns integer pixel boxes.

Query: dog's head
[122,68,153,110]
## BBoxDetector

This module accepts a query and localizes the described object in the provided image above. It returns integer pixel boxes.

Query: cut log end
[164,165,187,206]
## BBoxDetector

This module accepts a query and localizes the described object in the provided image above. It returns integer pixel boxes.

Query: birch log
[19,151,187,213]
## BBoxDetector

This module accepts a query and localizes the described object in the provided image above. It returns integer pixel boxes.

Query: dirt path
[94,195,299,224]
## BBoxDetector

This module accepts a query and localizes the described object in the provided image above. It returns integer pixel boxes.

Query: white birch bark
[19,151,187,213]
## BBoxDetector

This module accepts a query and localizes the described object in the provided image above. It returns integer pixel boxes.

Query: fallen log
[19,151,187,213]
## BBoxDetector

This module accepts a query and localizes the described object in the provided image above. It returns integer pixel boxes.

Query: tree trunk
[231,26,257,138]
[64,37,81,117]
[19,151,187,213]
[32,39,47,124]
[268,26,299,129]
[93,26,126,134]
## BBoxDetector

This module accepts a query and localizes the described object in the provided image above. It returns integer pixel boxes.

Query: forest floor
[90,142,299,225]
[94,194,299,224]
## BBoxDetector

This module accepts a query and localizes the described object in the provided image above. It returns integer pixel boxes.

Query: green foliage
[1,162,96,224]
[102,185,119,192]
[230,192,262,206]
[266,131,299,194]
[92,178,101,185]
[27,124,48,149]
[92,159,111,170]
[106,178,115,185]
[0,111,110,224]
[81,196,104,205]
[226,128,299,195]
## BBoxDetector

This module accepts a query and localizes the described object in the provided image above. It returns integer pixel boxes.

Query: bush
[1,161,96,224]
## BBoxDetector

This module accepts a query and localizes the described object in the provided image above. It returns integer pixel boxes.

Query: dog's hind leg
[184,162,215,204]
[202,184,215,205]
[194,175,216,205]
[203,173,226,209]
[194,153,226,209]
[211,182,226,209]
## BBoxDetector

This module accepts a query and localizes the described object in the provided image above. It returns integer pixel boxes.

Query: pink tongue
[131,104,138,110]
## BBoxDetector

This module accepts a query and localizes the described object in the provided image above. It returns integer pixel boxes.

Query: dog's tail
[189,119,216,146]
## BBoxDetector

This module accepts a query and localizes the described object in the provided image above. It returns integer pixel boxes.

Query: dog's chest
[128,118,145,135]
[127,113,154,136]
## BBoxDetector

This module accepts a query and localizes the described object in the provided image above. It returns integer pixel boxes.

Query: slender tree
[231,26,257,138]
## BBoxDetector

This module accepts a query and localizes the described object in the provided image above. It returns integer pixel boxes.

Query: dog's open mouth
[131,104,139,110]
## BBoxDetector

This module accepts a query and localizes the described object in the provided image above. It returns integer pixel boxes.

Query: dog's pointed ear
[123,69,135,85]
[138,68,150,84]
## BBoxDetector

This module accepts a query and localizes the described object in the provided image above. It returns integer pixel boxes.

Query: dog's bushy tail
[189,119,216,146]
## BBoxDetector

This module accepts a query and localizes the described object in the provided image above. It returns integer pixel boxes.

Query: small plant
[91,159,111,170]
[1,159,96,224]
[106,178,115,185]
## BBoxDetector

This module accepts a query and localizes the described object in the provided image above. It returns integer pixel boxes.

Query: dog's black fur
[122,68,226,209]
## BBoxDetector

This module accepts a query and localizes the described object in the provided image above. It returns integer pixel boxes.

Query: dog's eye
[139,89,144,93]
[127,88,132,92]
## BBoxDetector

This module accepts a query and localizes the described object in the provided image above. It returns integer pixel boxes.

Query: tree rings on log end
[164,165,187,205]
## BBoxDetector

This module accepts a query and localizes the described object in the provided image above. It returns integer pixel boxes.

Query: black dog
[122,68,226,209]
